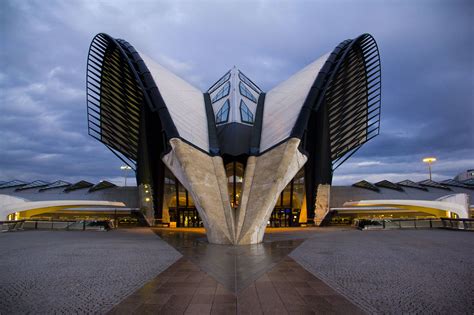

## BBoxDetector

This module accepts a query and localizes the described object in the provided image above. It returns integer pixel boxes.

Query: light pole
[120,165,132,186]
[422,157,437,180]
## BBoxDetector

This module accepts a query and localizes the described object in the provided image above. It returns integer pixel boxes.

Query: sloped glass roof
[89,180,117,192]
[16,180,50,191]
[397,180,428,191]
[374,180,404,191]
[418,179,451,190]
[64,180,94,192]
[39,180,71,191]
[352,180,380,192]
[0,180,27,189]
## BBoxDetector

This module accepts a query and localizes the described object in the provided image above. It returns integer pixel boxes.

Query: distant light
[145,190,149,194]
[422,157,437,180]
[145,197,150,202]
[422,157,437,163]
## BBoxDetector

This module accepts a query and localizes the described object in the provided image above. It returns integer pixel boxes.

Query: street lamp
[120,165,132,186]
[422,157,437,180]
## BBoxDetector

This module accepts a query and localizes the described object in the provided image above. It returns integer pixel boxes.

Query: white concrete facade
[140,52,209,152]
[260,53,329,152]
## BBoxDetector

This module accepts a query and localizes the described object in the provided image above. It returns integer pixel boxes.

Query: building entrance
[269,208,301,227]
[169,207,202,227]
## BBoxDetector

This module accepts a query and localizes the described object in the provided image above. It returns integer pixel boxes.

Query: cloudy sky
[0,0,473,186]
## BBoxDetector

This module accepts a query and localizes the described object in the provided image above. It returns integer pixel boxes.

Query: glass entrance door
[177,207,201,227]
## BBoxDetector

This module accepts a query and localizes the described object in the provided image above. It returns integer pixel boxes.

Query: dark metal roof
[439,179,473,190]
[0,180,27,189]
[374,180,404,191]
[39,180,71,192]
[462,178,474,186]
[64,180,94,192]
[89,180,117,192]
[418,179,451,190]
[352,180,380,192]
[15,180,50,191]
[397,180,428,191]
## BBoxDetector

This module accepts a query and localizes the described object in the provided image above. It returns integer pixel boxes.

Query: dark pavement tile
[211,303,237,315]
[213,294,237,304]
[109,234,364,315]
[191,294,215,304]
[185,304,213,315]
[143,292,172,305]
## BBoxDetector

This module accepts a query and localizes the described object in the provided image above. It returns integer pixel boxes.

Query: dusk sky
[1,0,473,186]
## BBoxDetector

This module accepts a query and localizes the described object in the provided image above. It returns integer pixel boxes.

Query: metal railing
[441,218,474,231]
[0,219,113,232]
[356,218,474,231]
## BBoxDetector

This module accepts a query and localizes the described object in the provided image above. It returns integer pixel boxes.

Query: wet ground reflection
[152,228,314,292]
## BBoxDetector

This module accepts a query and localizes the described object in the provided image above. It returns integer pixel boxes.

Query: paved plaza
[0,229,181,314]
[291,229,474,314]
[1,227,473,314]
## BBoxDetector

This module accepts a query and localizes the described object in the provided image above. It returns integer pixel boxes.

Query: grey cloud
[0,0,472,185]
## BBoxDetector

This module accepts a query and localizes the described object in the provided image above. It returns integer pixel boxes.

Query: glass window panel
[239,100,254,124]
[225,162,245,209]
[208,71,231,94]
[211,81,231,103]
[238,71,261,93]
[239,82,257,103]
[216,99,230,124]
[292,168,305,210]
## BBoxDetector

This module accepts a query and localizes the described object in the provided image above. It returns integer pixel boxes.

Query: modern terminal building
[1,33,471,243]
[1,175,472,227]
[82,32,382,244]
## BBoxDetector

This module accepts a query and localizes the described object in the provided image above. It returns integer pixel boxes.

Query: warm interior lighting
[145,198,150,202]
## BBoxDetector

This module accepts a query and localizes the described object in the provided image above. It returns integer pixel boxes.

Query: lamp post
[422,157,437,180]
[120,165,132,186]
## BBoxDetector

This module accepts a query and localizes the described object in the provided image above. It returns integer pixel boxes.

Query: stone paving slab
[108,256,363,314]
[153,228,305,292]
[0,228,181,314]
[291,229,474,314]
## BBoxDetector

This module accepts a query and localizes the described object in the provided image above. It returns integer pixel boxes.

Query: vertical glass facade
[163,168,201,227]
[162,165,305,228]
[269,168,305,227]
[225,162,244,209]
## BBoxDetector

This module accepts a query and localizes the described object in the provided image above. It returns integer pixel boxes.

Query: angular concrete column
[162,138,236,244]
[314,184,331,226]
[162,138,307,245]
[235,138,307,244]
